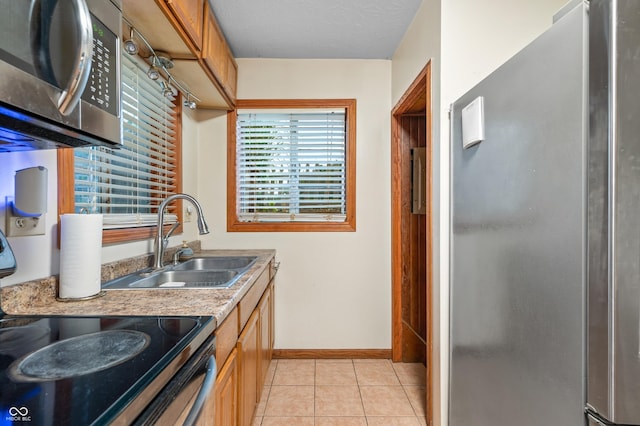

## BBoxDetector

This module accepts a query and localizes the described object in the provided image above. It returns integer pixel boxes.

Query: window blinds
[236,111,347,222]
[74,53,178,229]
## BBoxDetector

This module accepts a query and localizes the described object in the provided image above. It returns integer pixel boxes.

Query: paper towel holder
[6,166,48,237]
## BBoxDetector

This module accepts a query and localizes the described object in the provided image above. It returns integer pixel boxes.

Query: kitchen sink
[104,269,240,289]
[172,256,257,271]
[102,256,257,290]
[136,270,240,288]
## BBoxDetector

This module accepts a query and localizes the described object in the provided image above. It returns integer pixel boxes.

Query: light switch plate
[462,96,485,149]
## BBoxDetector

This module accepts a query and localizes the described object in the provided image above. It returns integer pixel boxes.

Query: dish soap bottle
[178,241,193,261]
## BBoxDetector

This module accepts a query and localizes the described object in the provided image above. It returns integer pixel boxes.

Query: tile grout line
[352,359,374,425]
[391,361,423,419]
[258,358,426,424]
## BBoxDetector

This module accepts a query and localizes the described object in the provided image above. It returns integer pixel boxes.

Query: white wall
[391,0,445,422]
[195,59,393,349]
[0,150,59,286]
[0,110,201,287]
[391,0,569,424]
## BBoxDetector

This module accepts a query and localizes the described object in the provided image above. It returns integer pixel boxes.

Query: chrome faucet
[152,194,210,270]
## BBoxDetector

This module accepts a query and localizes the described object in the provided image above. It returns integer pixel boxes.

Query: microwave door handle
[182,355,217,426]
[29,0,59,87]
[56,0,93,116]
[29,0,93,116]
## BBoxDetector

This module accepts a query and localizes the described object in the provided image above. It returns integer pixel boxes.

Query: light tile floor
[253,359,427,425]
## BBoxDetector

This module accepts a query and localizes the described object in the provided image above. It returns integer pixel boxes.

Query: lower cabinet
[214,348,238,426]
[211,261,275,426]
[258,285,272,385]
[238,310,260,426]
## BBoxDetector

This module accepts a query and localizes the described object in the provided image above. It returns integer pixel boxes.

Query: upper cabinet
[166,0,205,52]
[202,2,237,105]
[123,0,237,109]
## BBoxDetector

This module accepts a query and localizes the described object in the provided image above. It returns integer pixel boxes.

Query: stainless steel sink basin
[104,270,241,290]
[134,270,239,288]
[104,268,241,290]
[102,255,258,290]
[172,256,257,271]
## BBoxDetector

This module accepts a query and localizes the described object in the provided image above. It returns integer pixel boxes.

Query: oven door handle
[182,355,217,426]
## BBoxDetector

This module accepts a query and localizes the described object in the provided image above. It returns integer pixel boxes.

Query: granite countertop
[0,249,276,328]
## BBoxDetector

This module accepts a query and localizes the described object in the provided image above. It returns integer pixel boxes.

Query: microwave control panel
[81,14,118,117]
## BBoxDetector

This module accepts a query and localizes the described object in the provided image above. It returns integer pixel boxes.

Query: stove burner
[8,330,150,382]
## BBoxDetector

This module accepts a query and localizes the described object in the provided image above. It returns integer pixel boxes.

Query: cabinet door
[258,286,272,385]
[214,348,238,426]
[269,281,275,350]
[225,51,237,103]
[202,3,237,102]
[166,0,204,51]
[202,4,227,83]
[237,310,259,426]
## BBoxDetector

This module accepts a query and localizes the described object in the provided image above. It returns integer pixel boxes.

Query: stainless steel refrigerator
[449,1,640,425]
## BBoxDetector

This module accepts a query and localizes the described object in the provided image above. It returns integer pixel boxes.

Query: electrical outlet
[6,216,46,237]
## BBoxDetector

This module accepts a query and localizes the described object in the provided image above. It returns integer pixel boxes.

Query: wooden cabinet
[123,0,237,108]
[258,285,273,385]
[210,308,239,426]
[202,2,237,105]
[165,0,204,52]
[237,310,259,426]
[210,260,276,426]
[214,348,238,426]
[225,52,238,103]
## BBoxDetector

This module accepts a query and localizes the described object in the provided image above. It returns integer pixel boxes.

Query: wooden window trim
[227,99,356,232]
[56,101,184,246]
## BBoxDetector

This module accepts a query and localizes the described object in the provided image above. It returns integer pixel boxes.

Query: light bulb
[147,66,159,80]
[124,28,138,55]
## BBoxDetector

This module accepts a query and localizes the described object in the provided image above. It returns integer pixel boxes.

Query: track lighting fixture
[124,27,138,55]
[123,19,202,106]
[153,51,174,70]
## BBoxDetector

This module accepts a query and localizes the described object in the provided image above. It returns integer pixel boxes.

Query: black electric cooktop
[0,314,215,425]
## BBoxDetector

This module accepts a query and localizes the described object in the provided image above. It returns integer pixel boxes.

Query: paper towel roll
[59,214,103,299]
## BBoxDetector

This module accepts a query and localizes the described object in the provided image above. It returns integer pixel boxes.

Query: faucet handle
[163,222,181,245]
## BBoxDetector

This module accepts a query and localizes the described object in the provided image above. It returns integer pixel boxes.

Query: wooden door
[391,62,433,425]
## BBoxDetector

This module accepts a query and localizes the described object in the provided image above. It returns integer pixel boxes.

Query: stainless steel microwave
[0,0,122,152]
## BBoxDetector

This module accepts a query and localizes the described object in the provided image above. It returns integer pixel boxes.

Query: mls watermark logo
[6,406,31,422]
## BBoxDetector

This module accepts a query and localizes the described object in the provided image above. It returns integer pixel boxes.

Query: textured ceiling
[209,0,422,59]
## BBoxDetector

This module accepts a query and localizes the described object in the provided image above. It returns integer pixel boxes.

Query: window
[228,99,356,232]
[58,51,182,244]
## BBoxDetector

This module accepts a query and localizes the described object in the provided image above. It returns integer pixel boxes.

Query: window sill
[227,220,355,233]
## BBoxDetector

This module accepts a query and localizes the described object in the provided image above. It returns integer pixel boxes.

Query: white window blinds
[236,110,347,222]
[74,53,178,229]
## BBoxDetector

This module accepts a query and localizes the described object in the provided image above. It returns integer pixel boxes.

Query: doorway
[391,62,432,425]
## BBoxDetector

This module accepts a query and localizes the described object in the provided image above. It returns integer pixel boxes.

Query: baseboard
[272,349,392,359]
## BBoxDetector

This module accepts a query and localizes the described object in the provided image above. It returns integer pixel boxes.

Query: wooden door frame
[391,62,433,425]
